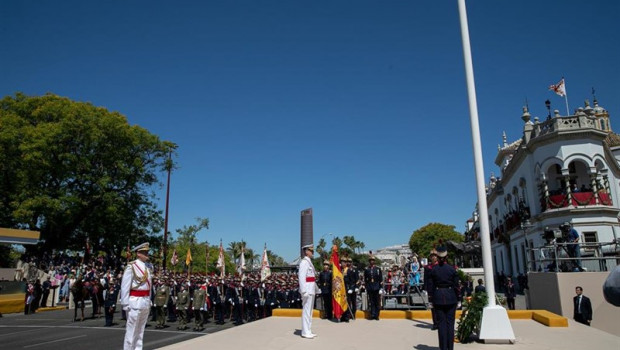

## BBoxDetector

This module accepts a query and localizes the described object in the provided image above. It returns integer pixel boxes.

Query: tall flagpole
[457,0,514,343]
[564,89,570,116]
[163,151,172,272]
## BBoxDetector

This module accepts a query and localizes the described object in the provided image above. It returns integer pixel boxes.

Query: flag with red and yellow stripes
[330,245,348,319]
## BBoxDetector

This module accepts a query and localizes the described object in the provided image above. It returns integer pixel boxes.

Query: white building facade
[466,98,620,277]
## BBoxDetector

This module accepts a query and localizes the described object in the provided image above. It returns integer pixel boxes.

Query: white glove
[163,305,167,308]
[123,305,129,311]
[347,289,352,294]
[379,289,385,295]
[355,288,359,293]
[428,303,433,309]
[302,292,308,298]
[457,302,462,309]
[254,304,258,307]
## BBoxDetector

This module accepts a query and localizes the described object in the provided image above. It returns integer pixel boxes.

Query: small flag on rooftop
[549,78,566,97]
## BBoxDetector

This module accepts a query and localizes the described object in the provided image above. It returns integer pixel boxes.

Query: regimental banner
[260,244,271,282]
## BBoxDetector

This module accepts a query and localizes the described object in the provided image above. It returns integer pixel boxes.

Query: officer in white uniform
[121,243,153,350]
[298,244,317,339]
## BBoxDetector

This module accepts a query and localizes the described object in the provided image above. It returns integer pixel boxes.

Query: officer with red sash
[120,243,153,350]
[298,244,317,339]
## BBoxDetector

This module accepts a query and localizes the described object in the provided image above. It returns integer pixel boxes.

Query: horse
[71,280,89,322]
[85,279,104,318]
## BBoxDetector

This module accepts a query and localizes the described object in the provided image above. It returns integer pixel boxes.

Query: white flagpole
[564,85,570,116]
[457,0,514,343]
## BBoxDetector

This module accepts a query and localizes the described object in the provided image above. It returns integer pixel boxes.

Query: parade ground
[1,306,618,350]
[161,316,620,350]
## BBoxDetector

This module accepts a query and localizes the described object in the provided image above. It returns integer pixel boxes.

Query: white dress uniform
[298,253,317,338]
[121,249,152,350]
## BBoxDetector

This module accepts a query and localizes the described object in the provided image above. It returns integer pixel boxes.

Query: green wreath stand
[456,292,489,343]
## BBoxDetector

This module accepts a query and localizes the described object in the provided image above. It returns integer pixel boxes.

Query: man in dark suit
[317,261,333,319]
[427,244,460,350]
[573,286,592,326]
[364,254,383,320]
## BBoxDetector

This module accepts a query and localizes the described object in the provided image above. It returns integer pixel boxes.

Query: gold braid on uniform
[129,262,149,285]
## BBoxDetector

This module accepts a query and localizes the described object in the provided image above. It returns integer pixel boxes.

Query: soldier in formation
[176,284,190,330]
[153,279,170,329]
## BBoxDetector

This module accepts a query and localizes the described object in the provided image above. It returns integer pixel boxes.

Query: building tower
[300,208,313,257]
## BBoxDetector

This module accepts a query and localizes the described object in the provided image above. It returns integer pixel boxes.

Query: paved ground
[0,308,238,349]
[160,316,620,350]
[2,294,616,350]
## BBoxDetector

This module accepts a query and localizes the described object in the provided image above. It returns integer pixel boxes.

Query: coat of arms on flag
[330,245,348,319]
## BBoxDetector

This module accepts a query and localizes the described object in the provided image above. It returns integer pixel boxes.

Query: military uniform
[424,254,439,329]
[176,288,190,330]
[104,283,119,326]
[298,244,317,338]
[120,243,153,350]
[153,283,170,328]
[226,284,243,325]
[209,283,225,324]
[344,259,359,320]
[364,258,383,320]
[427,247,460,350]
[318,264,333,319]
[193,285,207,330]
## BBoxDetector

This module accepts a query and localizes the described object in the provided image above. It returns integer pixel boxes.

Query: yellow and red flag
[185,247,193,266]
[330,245,348,319]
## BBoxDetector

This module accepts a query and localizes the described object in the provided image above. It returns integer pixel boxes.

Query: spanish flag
[186,248,193,266]
[330,245,348,319]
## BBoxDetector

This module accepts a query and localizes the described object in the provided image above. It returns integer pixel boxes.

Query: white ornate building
[465,97,620,276]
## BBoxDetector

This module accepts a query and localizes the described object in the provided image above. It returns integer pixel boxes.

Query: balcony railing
[543,190,612,211]
[528,241,619,273]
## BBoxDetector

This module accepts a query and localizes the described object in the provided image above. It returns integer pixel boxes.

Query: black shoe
[431,325,438,330]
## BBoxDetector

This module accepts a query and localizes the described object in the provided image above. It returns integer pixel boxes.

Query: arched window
[568,160,590,192]
[546,164,563,195]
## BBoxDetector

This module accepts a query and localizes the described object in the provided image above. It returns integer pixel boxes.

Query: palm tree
[357,241,365,254]
[227,241,244,264]
[244,247,260,269]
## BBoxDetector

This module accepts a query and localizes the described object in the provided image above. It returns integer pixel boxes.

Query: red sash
[130,290,150,297]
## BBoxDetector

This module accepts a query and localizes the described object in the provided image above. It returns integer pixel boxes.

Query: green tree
[409,222,464,258]
[0,93,177,254]
[227,241,244,265]
[316,238,327,259]
[266,250,286,267]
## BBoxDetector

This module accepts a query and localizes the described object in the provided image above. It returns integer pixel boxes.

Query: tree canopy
[0,93,176,256]
[408,222,464,258]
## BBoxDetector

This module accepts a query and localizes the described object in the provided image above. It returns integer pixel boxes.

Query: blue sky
[1,1,619,261]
